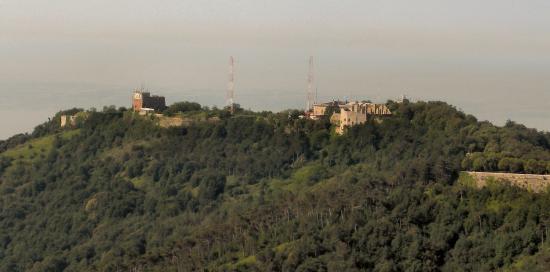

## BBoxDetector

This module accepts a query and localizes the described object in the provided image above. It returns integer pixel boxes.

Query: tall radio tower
[306,56,315,111]
[227,56,235,113]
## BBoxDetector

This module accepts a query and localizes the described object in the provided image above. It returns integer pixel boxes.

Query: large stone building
[310,101,346,120]
[308,100,392,134]
[132,90,167,113]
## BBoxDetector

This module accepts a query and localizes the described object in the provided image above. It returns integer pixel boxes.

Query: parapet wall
[465,171,550,193]
[156,115,221,128]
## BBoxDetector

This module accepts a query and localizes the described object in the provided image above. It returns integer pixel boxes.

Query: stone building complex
[308,101,392,134]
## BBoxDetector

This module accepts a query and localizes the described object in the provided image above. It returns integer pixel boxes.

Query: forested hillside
[1,101,550,271]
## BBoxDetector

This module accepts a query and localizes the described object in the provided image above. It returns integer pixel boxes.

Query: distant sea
[0,82,305,140]
[0,82,549,140]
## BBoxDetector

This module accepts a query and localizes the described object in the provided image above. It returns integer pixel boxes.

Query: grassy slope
[2,130,80,162]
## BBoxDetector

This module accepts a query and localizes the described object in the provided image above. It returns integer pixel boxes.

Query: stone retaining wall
[465,171,550,193]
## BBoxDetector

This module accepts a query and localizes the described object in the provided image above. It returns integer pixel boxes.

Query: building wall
[132,91,166,112]
[330,113,341,124]
[465,171,550,193]
[347,102,392,116]
[336,110,367,134]
[132,92,143,111]
[142,95,166,111]
[60,115,67,127]
[60,115,78,128]
[366,104,391,115]
[313,105,328,116]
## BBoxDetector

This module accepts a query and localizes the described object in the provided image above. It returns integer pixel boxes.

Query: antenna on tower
[227,56,235,113]
[306,56,314,111]
[315,87,318,104]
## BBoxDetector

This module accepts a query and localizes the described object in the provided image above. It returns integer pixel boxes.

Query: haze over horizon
[1,0,550,139]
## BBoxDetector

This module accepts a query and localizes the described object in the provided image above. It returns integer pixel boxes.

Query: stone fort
[308,101,392,134]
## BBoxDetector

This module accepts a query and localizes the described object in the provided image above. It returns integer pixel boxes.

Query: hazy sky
[1,0,550,139]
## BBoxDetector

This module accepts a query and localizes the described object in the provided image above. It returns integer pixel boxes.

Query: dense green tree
[0,156,11,175]
[0,101,549,271]
[198,172,226,202]
[163,101,202,116]
[525,159,547,174]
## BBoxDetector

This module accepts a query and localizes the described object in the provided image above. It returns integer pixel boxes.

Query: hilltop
[1,100,550,271]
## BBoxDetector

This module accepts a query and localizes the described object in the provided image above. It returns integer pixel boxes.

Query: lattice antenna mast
[307,56,314,110]
[227,56,235,113]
